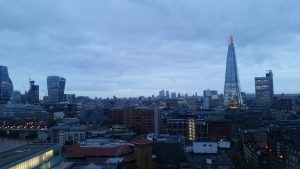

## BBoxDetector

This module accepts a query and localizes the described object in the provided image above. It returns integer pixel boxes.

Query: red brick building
[206,120,231,140]
[63,138,153,169]
[108,106,158,133]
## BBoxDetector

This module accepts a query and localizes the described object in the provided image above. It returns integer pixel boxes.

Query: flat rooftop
[185,150,232,166]
[0,144,58,168]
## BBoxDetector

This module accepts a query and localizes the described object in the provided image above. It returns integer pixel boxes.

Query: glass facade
[223,37,243,108]
[47,76,66,104]
[0,66,13,103]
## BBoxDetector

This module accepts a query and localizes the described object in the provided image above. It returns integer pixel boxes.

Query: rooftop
[65,163,119,169]
[64,144,132,158]
[130,137,152,145]
[185,150,232,166]
[0,144,59,168]
[51,123,86,131]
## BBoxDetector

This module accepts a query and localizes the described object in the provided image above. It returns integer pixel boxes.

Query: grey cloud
[1,0,300,97]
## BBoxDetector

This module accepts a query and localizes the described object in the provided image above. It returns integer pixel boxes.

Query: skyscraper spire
[229,35,233,45]
[224,36,243,109]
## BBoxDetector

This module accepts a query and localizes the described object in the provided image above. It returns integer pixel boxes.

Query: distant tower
[47,76,66,104]
[255,70,274,109]
[0,66,13,103]
[166,90,170,99]
[223,36,243,108]
[28,80,39,104]
[171,92,177,99]
[159,90,165,98]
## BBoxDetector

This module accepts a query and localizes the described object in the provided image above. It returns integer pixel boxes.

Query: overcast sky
[1,0,300,98]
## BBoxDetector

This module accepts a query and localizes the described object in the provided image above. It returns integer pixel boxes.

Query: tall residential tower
[223,36,243,109]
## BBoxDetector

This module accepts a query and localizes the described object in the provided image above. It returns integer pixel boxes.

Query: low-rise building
[183,151,232,169]
[192,141,218,154]
[63,138,153,169]
[49,123,86,144]
[0,144,61,169]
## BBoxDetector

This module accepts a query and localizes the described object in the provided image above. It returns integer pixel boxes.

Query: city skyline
[1,1,300,97]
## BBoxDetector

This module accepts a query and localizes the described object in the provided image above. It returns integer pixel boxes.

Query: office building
[167,117,207,141]
[159,90,165,98]
[203,89,219,109]
[286,140,300,169]
[49,123,86,144]
[28,80,39,104]
[10,91,22,104]
[132,138,153,169]
[206,120,231,141]
[152,135,185,169]
[47,76,66,104]
[0,66,13,104]
[1,104,49,123]
[0,144,61,169]
[255,70,274,110]
[171,92,177,99]
[223,36,243,109]
[108,106,160,134]
[166,90,170,99]
[183,147,232,169]
[64,94,76,103]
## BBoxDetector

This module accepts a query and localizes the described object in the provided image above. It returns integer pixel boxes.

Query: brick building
[108,106,159,133]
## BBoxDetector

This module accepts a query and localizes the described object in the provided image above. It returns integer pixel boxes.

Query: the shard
[224,36,243,109]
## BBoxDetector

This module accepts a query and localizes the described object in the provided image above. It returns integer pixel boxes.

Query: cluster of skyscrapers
[0,65,66,105]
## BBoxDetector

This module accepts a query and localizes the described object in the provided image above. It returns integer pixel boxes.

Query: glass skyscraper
[223,36,243,109]
[47,76,66,104]
[0,66,13,104]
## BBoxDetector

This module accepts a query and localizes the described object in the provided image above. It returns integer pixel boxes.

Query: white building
[192,141,218,154]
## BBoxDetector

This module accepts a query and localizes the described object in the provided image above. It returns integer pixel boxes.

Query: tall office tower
[255,70,274,109]
[177,93,181,98]
[159,90,165,98]
[171,92,177,99]
[166,90,170,99]
[28,80,39,104]
[47,76,66,104]
[0,66,13,103]
[223,36,243,109]
[203,89,219,109]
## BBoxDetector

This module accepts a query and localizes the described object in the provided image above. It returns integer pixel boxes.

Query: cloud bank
[1,0,300,97]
